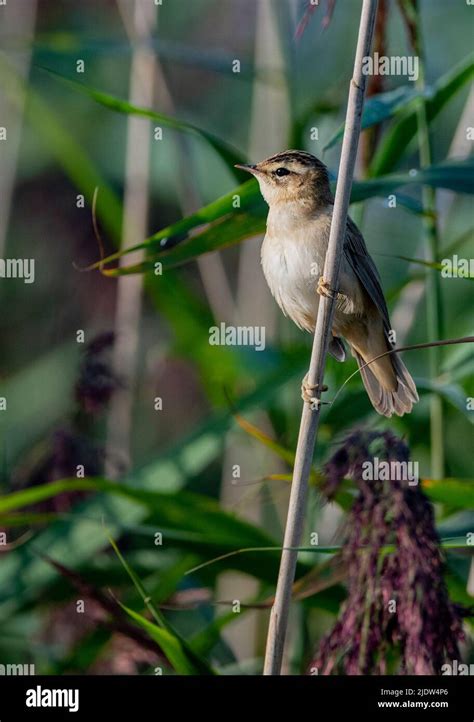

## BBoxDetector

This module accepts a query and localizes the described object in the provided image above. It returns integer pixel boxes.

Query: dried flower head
[310,430,468,675]
[75,331,120,414]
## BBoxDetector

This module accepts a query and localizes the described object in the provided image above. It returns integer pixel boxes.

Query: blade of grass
[107,534,166,627]
[421,478,474,507]
[40,67,246,173]
[116,601,209,675]
[107,534,216,674]
[369,52,474,176]
[85,159,474,276]
[186,537,471,576]
[324,84,421,151]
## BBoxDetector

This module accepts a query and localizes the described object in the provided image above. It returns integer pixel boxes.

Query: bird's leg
[301,372,328,410]
[317,276,349,311]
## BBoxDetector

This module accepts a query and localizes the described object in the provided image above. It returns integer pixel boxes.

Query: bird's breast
[261,213,331,332]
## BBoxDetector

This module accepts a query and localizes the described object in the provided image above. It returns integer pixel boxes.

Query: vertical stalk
[0,0,37,256]
[105,0,157,475]
[219,0,290,664]
[263,0,378,675]
[413,9,445,480]
[116,0,237,325]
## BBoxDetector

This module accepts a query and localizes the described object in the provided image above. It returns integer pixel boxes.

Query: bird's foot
[317,276,337,299]
[301,373,328,410]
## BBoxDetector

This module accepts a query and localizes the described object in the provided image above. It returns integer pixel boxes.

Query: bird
[235,150,418,417]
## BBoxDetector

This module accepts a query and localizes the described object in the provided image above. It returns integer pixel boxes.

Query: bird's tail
[352,347,418,417]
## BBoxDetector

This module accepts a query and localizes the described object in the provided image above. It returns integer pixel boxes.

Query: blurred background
[0,0,472,675]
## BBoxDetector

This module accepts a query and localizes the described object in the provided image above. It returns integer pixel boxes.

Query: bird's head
[236,150,332,209]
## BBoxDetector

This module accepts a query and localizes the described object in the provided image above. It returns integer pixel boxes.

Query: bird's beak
[234,163,259,175]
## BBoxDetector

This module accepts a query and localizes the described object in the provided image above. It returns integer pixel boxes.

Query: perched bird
[235,150,418,417]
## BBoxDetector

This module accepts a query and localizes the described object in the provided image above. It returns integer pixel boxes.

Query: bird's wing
[343,216,391,334]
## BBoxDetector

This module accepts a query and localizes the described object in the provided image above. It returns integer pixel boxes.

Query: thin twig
[263,0,378,676]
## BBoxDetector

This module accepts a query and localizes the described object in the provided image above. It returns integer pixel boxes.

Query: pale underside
[261,205,368,338]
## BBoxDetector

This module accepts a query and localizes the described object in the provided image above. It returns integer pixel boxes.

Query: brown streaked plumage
[236,150,418,417]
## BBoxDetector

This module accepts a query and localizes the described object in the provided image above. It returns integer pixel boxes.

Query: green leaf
[388,254,474,279]
[107,535,167,627]
[0,478,100,515]
[85,178,263,271]
[41,67,246,174]
[91,159,474,276]
[370,53,474,176]
[351,158,474,202]
[421,478,474,508]
[324,85,421,151]
[117,601,209,675]
[0,479,278,558]
[108,536,216,675]
[0,467,309,599]
[0,512,59,527]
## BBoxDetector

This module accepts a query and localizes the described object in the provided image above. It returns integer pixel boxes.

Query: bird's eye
[275,167,290,177]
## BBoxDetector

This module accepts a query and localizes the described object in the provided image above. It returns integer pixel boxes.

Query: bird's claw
[301,373,328,410]
[317,276,336,299]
